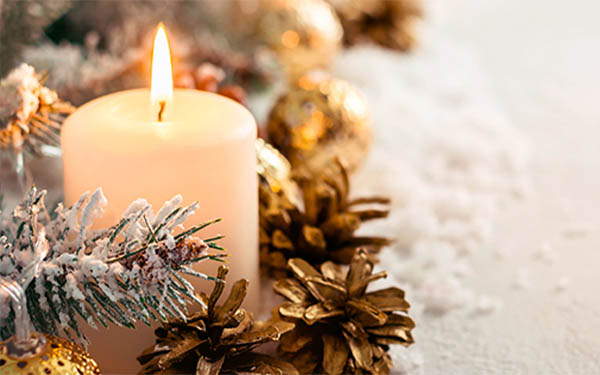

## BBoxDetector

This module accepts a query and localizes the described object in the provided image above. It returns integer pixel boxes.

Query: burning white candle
[61,24,258,373]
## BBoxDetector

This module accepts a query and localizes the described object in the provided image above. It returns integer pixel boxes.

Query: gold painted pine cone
[137,265,297,375]
[259,156,391,279]
[273,249,415,374]
[266,73,372,174]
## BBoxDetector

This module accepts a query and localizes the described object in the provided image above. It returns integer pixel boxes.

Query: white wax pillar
[61,89,258,373]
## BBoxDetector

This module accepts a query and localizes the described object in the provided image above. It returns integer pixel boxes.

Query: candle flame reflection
[151,23,173,112]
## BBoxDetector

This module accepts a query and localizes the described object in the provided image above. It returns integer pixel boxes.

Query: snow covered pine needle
[0,187,226,344]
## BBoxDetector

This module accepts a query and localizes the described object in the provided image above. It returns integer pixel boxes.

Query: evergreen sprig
[0,187,225,344]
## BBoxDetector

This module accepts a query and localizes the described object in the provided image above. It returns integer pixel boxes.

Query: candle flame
[151,23,173,110]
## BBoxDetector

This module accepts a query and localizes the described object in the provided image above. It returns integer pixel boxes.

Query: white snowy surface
[329,0,600,373]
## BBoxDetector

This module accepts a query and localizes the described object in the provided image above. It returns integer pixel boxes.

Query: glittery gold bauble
[0,334,100,375]
[233,0,343,79]
[267,73,372,173]
[327,0,423,52]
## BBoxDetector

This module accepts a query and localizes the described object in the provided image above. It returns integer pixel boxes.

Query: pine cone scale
[385,313,416,328]
[290,347,320,374]
[319,261,346,281]
[343,332,374,372]
[347,299,388,326]
[196,356,224,375]
[280,301,309,320]
[322,333,349,375]
[304,302,344,325]
[348,270,387,298]
[278,326,313,353]
[273,278,311,304]
[221,310,252,339]
[157,338,201,370]
[374,334,414,347]
[226,320,295,348]
[364,287,411,312]
[366,324,414,341]
[214,279,248,323]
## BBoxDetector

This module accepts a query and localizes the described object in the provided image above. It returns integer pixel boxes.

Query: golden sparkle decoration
[0,334,100,375]
[327,0,423,52]
[267,73,372,174]
[274,249,415,374]
[233,0,343,80]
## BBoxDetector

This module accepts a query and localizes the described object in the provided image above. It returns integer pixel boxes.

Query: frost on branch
[0,187,225,344]
[0,63,75,155]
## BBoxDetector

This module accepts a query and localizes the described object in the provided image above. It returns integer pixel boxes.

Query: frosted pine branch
[0,187,226,344]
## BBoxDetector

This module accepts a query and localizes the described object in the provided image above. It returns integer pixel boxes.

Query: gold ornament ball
[233,0,343,80]
[266,73,372,174]
[0,334,100,375]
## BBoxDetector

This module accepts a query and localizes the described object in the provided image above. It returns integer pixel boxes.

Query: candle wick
[158,101,166,122]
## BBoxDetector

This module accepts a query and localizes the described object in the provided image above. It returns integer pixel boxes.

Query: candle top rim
[63,88,256,150]
[74,87,252,121]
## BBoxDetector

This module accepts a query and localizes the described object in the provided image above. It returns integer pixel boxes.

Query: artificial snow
[534,242,557,265]
[563,223,589,239]
[554,277,570,293]
[472,295,502,315]
[512,269,531,290]
[332,23,529,318]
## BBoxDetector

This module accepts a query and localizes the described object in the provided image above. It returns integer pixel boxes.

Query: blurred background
[1,0,599,373]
